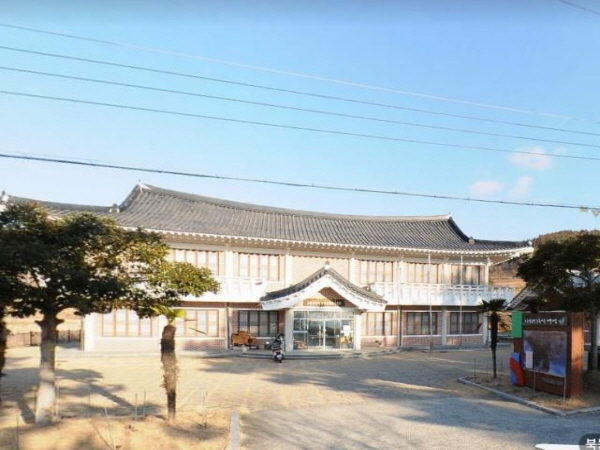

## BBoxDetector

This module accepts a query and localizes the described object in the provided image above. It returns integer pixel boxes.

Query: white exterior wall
[82,237,520,352]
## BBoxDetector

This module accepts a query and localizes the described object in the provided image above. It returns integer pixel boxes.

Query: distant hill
[531,229,600,246]
[489,229,600,290]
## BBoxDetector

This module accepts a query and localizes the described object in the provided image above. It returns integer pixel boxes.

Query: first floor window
[175,309,220,337]
[364,312,394,336]
[406,312,438,335]
[449,312,480,334]
[102,309,153,337]
[238,310,278,337]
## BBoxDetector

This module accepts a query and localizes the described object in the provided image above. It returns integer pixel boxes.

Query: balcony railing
[371,282,515,307]
[192,277,515,306]
[197,277,285,302]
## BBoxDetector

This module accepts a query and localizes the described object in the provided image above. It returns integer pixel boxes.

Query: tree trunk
[161,324,178,422]
[35,313,63,424]
[590,308,598,371]
[0,317,7,376]
[490,312,498,378]
[0,316,7,406]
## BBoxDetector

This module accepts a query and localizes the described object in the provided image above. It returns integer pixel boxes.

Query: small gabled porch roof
[260,266,387,312]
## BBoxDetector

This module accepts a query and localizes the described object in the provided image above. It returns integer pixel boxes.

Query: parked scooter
[270,333,285,363]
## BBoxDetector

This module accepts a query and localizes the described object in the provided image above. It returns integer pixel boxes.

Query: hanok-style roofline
[261,266,386,312]
[131,183,454,222]
[2,183,534,258]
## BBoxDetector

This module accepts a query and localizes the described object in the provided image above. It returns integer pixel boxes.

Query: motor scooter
[270,333,285,363]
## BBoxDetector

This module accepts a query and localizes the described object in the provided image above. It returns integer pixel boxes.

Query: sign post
[512,312,583,397]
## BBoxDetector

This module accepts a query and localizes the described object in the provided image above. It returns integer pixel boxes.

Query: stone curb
[458,377,600,417]
[236,348,402,360]
[227,410,240,450]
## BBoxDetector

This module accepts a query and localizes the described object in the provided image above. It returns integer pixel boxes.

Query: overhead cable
[2,65,599,148]
[557,0,600,17]
[0,152,596,210]
[1,45,599,137]
[1,89,599,162]
[0,22,594,123]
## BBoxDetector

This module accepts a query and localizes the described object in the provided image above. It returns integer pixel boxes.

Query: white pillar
[354,311,362,350]
[224,246,234,298]
[82,313,96,351]
[349,253,356,283]
[226,304,232,350]
[481,314,489,345]
[284,309,294,352]
[285,250,293,286]
[441,307,447,345]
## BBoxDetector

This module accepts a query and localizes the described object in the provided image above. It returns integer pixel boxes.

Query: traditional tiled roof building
[7,184,533,352]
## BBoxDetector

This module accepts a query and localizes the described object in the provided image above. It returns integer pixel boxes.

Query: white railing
[195,277,286,302]
[371,282,515,307]
[191,278,514,306]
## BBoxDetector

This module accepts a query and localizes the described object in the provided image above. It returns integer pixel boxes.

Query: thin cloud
[509,176,533,199]
[509,147,552,170]
[469,180,502,198]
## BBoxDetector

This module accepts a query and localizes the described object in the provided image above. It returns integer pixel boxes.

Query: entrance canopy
[260,266,387,312]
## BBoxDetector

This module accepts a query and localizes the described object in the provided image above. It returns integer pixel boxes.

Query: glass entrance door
[293,310,354,350]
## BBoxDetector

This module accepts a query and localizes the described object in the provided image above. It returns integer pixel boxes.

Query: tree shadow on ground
[0,366,146,424]
[197,348,600,448]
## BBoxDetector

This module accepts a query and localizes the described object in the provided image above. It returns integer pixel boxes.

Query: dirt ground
[0,411,229,450]
[466,373,600,411]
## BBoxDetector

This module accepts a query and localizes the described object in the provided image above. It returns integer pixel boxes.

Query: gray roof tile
[7,184,531,253]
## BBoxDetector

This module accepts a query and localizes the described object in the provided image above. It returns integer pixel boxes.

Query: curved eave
[260,269,387,312]
[128,227,534,257]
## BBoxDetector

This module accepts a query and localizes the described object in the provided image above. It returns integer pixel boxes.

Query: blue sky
[1,0,599,241]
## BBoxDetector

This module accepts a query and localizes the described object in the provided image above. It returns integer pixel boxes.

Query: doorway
[293,310,354,350]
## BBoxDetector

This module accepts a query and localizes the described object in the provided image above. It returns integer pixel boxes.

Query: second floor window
[405,263,443,284]
[237,253,282,281]
[171,249,221,275]
[359,260,394,284]
[450,265,483,285]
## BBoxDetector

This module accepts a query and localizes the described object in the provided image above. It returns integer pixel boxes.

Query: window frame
[358,260,394,284]
[405,312,438,335]
[364,312,394,336]
[238,310,279,337]
[175,309,220,337]
[237,253,282,281]
[102,309,154,337]
[449,312,480,334]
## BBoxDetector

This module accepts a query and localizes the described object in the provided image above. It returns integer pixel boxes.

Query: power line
[0,22,594,124]
[557,0,600,17]
[2,45,599,138]
[3,65,600,149]
[0,152,596,210]
[2,88,600,163]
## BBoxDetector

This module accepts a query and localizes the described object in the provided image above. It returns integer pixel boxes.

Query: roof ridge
[8,195,111,213]
[142,184,452,223]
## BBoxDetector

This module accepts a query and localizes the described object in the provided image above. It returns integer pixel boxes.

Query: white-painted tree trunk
[35,314,63,424]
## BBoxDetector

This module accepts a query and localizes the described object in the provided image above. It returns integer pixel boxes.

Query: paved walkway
[1,346,598,449]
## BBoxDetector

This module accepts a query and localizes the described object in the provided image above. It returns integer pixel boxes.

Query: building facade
[9,184,533,353]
